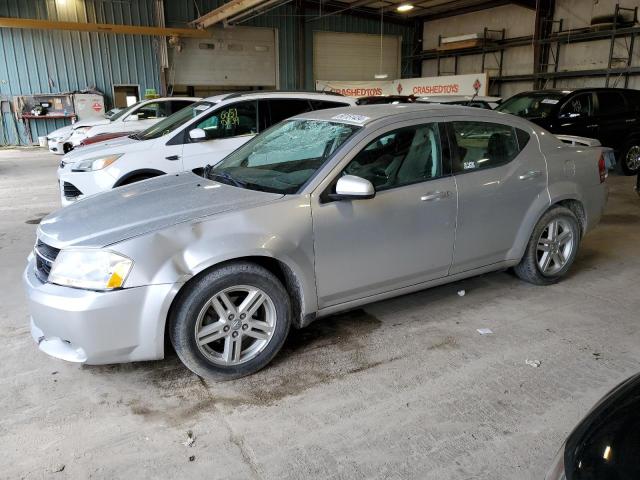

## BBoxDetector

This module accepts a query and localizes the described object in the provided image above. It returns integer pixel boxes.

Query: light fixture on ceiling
[374,7,388,80]
[397,4,414,12]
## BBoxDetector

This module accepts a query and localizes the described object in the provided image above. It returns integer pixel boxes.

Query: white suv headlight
[71,154,122,172]
[49,249,133,290]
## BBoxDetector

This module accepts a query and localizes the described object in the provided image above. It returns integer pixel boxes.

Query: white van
[57,91,355,205]
[47,97,200,154]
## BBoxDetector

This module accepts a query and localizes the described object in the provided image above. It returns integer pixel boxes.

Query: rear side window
[310,100,351,110]
[597,91,627,115]
[450,121,527,174]
[268,99,313,125]
[169,100,195,114]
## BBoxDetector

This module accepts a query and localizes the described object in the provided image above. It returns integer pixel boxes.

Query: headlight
[545,442,566,480]
[48,249,133,290]
[71,154,122,172]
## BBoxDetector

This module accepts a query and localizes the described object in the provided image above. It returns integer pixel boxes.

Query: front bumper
[23,258,177,365]
[48,139,69,155]
[57,165,118,206]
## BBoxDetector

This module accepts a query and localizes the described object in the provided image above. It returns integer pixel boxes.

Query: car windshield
[109,103,139,122]
[208,119,360,194]
[496,93,565,118]
[133,101,214,141]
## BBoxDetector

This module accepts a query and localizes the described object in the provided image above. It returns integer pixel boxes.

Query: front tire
[618,140,640,176]
[169,262,291,381]
[514,206,581,285]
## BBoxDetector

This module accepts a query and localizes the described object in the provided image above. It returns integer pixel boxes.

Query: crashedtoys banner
[316,73,488,97]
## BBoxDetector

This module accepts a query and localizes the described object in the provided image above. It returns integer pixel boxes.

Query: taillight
[598,153,606,183]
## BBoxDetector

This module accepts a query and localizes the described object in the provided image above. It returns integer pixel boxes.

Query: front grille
[63,181,82,199]
[34,240,60,282]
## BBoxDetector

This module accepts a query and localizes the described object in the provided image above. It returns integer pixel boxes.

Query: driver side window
[343,124,443,190]
[191,101,258,141]
[560,93,593,118]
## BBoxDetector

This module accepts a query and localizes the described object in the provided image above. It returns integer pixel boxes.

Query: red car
[78,131,135,147]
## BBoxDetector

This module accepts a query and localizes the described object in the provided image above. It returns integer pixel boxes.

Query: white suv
[57,92,355,205]
[47,97,200,155]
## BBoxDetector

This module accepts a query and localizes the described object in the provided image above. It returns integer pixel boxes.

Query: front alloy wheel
[195,286,277,366]
[169,262,291,380]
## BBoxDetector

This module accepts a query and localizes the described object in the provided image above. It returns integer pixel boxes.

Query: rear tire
[514,206,581,285]
[618,139,640,176]
[169,262,291,381]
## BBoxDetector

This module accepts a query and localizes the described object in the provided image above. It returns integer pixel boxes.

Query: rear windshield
[496,92,566,118]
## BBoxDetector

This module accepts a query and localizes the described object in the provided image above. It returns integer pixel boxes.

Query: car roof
[293,103,501,126]
[201,91,353,103]
[140,96,201,103]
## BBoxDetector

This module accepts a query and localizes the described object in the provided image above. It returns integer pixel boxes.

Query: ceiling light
[374,73,388,79]
[397,4,414,12]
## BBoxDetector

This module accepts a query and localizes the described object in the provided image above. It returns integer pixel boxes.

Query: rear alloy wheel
[514,206,580,285]
[619,141,640,175]
[169,262,291,380]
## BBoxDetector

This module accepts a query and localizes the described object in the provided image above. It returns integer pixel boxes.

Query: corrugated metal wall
[165,2,417,90]
[0,0,161,145]
[1,0,416,145]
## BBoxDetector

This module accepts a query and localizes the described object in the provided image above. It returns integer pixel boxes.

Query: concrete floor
[1,148,639,480]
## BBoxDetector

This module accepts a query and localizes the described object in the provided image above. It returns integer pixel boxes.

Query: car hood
[47,125,73,139]
[73,119,110,129]
[37,172,283,248]
[61,136,147,163]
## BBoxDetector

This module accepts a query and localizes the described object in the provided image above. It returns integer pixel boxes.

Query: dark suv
[497,88,640,175]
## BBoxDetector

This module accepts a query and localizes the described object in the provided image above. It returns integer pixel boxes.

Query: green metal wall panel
[0,0,161,145]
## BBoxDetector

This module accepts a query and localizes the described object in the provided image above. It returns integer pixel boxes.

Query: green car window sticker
[220,108,239,129]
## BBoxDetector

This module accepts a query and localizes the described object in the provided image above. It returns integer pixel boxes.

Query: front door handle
[519,170,543,181]
[421,191,451,202]
[166,155,180,161]
[626,118,636,123]
[587,124,598,128]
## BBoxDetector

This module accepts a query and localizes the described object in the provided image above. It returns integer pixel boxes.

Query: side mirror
[189,128,207,142]
[125,113,139,122]
[329,175,375,200]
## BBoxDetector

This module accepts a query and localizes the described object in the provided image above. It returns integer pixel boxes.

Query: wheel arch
[509,194,586,263]
[164,254,311,357]
[113,168,166,187]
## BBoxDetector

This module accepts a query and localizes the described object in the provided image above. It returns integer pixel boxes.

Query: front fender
[115,196,318,317]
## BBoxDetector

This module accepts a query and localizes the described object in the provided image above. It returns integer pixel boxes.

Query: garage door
[313,31,401,81]
[169,26,278,89]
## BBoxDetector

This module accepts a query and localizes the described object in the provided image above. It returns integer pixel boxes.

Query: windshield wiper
[128,132,142,140]
[207,169,247,188]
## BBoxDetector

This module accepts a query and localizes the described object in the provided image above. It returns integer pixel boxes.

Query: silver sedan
[24,104,608,379]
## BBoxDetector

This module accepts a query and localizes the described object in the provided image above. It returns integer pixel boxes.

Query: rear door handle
[626,118,636,123]
[421,191,451,201]
[519,170,543,180]
[166,155,180,161]
[587,124,598,128]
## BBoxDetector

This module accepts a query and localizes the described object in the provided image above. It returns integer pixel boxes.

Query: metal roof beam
[191,0,271,28]
[0,16,210,37]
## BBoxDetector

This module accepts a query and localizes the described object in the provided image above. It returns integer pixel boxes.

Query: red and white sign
[316,73,488,98]
[91,102,103,112]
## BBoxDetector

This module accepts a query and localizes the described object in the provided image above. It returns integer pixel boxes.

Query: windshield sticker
[331,113,370,124]
[194,104,210,111]
[541,99,560,104]
[220,109,239,128]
